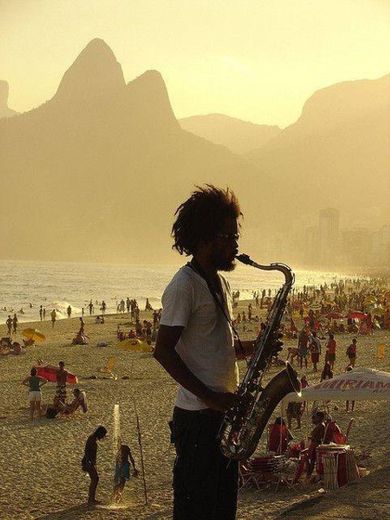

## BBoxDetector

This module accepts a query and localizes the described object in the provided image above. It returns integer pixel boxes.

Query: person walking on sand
[50,309,57,328]
[43,308,46,320]
[82,425,107,506]
[67,305,72,318]
[154,186,271,520]
[39,305,43,321]
[22,367,47,421]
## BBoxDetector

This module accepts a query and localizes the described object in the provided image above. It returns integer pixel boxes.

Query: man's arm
[234,340,255,360]
[154,325,236,412]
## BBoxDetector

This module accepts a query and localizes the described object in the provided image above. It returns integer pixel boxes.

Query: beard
[212,251,236,272]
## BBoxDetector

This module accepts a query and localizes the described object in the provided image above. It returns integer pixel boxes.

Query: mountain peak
[53,39,125,104]
[299,74,390,128]
[122,70,179,130]
[0,80,18,119]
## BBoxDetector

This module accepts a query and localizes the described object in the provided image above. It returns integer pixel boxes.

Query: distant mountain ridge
[180,113,281,154]
[247,74,390,228]
[0,39,388,264]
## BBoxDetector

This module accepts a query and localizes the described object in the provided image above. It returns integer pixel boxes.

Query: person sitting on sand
[64,388,88,415]
[72,318,89,345]
[112,444,139,503]
[320,361,333,382]
[11,341,25,355]
[268,417,293,454]
[82,425,107,506]
[22,367,48,421]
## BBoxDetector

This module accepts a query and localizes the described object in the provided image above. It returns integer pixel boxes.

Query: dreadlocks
[172,185,242,256]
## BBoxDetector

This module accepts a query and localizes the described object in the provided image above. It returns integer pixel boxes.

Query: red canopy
[36,365,78,384]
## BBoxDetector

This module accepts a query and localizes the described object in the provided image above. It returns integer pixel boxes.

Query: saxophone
[218,253,301,460]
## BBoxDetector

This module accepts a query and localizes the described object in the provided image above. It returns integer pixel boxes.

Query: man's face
[210,216,239,272]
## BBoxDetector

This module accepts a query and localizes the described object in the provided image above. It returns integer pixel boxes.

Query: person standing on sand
[6,315,12,335]
[325,333,337,370]
[154,186,266,520]
[50,309,57,328]
[82,425,107,506]
[22,367,48,420]
[346,338,357,367]
[39,305,43,321]
[112,444,139,503]
[55,361,68,405]
[12,313,18,334]
[67,305,72,318]
[43,307,46,320]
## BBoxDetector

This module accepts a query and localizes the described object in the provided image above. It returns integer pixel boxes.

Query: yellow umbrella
[22,328,46,342]
[117,339,152,353]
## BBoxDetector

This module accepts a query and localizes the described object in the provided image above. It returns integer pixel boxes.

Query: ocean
[0,259,352,323]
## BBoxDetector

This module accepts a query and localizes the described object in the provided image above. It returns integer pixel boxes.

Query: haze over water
[0,260,353,323]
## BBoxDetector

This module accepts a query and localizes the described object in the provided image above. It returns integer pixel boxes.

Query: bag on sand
[45,407,59,419]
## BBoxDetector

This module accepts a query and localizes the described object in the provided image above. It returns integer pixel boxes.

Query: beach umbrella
[348,311,367,320]
[284,367,390,402]
[35,364,78,384]
[22,328,46,342]
[117,339,152,353]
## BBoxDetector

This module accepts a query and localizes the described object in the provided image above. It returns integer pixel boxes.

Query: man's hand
[202,391,238,412]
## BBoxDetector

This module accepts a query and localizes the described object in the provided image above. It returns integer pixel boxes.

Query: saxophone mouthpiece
[236,253,251,265]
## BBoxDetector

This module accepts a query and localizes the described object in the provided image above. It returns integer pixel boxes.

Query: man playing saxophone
[154,185,255,520]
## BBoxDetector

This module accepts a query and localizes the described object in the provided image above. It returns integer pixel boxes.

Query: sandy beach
[1,302,390,520]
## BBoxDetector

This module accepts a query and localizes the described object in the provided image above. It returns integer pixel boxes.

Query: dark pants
[172,406,238,520]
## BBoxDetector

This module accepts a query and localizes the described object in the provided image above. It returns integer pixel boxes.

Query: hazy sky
[1,0,389,127]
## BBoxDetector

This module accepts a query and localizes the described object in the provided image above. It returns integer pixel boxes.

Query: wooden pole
[133,397,148,505]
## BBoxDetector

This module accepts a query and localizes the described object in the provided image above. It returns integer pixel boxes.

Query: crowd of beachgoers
[0,274,389,518]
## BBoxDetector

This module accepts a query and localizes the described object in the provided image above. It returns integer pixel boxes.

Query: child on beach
[112,444,138,503]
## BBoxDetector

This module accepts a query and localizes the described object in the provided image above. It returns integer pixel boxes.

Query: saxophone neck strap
[187,259,245,358]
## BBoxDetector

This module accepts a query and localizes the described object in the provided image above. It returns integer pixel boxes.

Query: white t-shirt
[160,265,239,410]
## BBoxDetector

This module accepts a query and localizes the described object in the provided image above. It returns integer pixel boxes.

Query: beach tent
[284,367,390,402]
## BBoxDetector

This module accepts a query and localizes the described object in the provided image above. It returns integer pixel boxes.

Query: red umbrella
[348,311,367,320]
[36,364,78,384]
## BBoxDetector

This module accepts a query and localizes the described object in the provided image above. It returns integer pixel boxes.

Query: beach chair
[97,357,117,378]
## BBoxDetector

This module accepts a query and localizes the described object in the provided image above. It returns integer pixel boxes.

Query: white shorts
[29,391,41,402]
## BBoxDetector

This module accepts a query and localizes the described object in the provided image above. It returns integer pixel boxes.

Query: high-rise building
[319,208,340,265]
